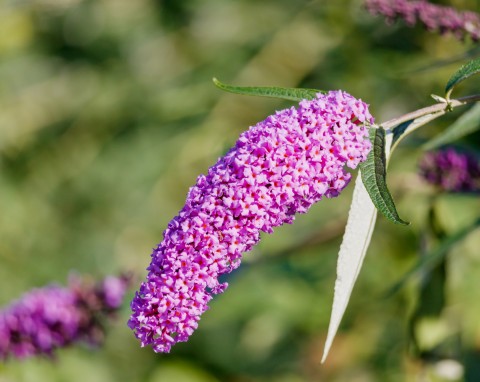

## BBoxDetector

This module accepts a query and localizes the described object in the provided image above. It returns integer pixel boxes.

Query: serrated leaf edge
[445,57,480,97]
[361,127,409,225]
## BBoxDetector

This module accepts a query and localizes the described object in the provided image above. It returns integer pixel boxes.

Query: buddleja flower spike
[129,90,374,353]
[0,274,131,360]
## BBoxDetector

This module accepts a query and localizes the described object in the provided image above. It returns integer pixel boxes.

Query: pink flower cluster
[365,0,480,41]
[419,148,480,193]
[128,90,374,353]
[0,274,131,360]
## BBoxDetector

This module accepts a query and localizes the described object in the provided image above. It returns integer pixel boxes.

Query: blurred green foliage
[0,0,479,381]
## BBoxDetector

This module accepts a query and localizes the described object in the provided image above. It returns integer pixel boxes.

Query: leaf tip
[320,351,329,364]
[399,220,410,226]
[321,333,336,364]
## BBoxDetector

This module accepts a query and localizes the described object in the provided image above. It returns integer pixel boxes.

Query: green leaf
[413,256,446,317]
[445,57,480,97]
[391,120,412,148]
[360,127,409,225]
[385,217,480,297]
[212,78,324,102]
[423,103,480,150]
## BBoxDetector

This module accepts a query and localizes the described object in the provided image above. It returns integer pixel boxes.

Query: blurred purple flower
[129,90,374,353]
[365,0,480,41]
[419,148,480,192]
[0,274,131,360]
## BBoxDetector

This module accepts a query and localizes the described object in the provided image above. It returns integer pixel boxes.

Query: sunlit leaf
[423,103,480,150]
[322,129,403,362]
[212,78,324,101]
[445,57,480,97]
[360,127,409,225]
[322,174,378,363]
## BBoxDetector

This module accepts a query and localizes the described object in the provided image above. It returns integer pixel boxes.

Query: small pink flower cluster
[365,0,480,41]
[0,274,131,360]
[128,90,374,353]
[419,148,480,193]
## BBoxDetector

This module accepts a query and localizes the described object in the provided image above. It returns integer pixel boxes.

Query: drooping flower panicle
[129,90,374,353]
[0,274,131,360]
[365,0,480,41]
[419,148,480,193]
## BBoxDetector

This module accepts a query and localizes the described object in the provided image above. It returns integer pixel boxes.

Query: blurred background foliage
[0,0,479,381]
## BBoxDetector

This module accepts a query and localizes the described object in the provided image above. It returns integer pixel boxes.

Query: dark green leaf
[390,112,446,153]
[385,217,480,297]
[391,120,412,148]
[445,57,480,96]
[414,257,446,317]
[410,204,447,320]
[408,253,446,355]
[212,78,324,102]
[360,127,409,225]
[423,103,480,150]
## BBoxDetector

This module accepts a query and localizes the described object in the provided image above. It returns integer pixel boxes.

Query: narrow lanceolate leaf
[322,130,396,362]
[322,174,378,363]
[360,127,409,225]
[212,78,324,101]
[445,57,480,97]
[423,103,480,150]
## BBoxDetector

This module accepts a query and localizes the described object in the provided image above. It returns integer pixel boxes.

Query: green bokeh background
[1,0,479,381]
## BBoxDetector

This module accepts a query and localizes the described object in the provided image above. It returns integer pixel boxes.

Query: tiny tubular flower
[128,90,374,353]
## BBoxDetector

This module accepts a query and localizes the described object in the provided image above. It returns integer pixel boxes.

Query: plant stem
[381,94,480,130]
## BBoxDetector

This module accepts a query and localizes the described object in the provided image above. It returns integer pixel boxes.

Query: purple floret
[419,148,480,193]
[129,90,374,353]
[0,274,131,360]
[365,0,480,41]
